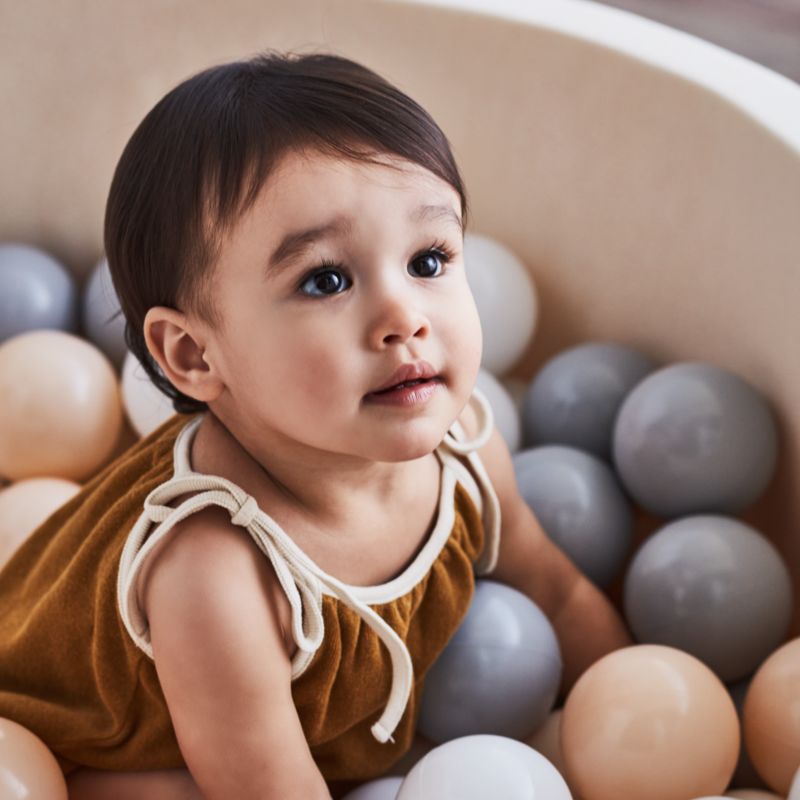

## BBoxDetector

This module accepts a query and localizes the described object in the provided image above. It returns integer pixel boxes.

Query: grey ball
[81,256,127,370]
[512,445,633,587]
[341,777,403,800]
[623,515,793,683]
[613,362,779,517]
[522,341,656,459]
[418,580,561,743]
[0,242,79,342]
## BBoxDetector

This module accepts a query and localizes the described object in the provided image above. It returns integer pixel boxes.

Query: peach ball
[0,330,123,481]
[561,644,739,800]
[0,477,80,569]
[0,717,67,799]
[743,637,800,795]
[525,709,567,778]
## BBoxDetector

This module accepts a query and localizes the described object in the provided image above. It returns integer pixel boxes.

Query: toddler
[0,50,631,799]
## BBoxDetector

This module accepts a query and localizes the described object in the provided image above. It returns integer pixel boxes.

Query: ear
[143,306,224,404]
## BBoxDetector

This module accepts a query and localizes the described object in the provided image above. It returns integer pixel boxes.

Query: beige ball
[743,637,800,795]
[0,477,81,569]
[0,717,67,799]
[561,645,740,800]
[0,330,123,481]
[525,709,567,779]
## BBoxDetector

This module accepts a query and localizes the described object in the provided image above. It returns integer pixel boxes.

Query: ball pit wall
[2,0,799,631]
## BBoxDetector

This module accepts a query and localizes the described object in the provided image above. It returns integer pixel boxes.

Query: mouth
[367,360,442,397]
[369,376,442,395]
[364,375,443,406]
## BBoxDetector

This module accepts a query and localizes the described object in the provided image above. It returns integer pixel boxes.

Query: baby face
[202,148,482,463]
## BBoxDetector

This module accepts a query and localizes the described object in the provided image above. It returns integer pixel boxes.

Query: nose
[366,285,431,350]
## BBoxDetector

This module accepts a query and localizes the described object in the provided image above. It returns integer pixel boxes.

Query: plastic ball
[0,242,79,343]
[623,516,793,682]
[513,445,633,587]
[0,477,81,569]
[500,376,527,413]
[383,733,436,776]
[613,362,778,517]
[341,777,403,800]
[417,580,561,742]
[743,637,800,795]
[0,717,68,799]
[463,233,537,375]
[475,368,522,451]
[561,645,739,800]
[789,765,800,800]
[121,350,177,438]
[524,709,567,777]
[522,341,655,459]
[0,330,124,481]
[81,255,127,370]
[396,735,572,799]
[727,679,771,791]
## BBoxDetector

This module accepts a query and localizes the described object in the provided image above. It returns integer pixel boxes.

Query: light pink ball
[0,477,80,568]
[0,330,123,481]
[0,717,67,799]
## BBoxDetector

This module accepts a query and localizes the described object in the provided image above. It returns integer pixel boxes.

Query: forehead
[257,149,459,220]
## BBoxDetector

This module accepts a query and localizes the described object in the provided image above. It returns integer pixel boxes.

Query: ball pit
[2,0,800,797]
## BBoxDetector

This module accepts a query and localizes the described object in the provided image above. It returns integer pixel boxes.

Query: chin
[380,426,449,463]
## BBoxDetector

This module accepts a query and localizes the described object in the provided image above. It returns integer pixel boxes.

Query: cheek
[276,328,352,401]
[448,290,483,365]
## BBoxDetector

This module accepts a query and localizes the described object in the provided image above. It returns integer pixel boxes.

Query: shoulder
[139,505,296,660]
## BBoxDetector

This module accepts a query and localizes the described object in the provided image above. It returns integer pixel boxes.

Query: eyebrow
[266,203,463,277]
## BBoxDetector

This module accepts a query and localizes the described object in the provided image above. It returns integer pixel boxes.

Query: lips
[368,361,441,394]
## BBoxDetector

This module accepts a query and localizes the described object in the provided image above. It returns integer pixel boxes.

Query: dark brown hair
[104,48,470,414]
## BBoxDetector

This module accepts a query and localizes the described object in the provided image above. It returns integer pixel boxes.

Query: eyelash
[295,240,458,298]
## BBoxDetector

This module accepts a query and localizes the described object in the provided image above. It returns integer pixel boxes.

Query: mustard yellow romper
[0,387,501,787]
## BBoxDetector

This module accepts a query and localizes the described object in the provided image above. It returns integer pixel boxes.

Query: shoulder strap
[438,386,502,575]
[117,471,414,746]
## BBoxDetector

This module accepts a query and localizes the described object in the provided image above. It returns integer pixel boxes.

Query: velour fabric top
[0,387,501,783]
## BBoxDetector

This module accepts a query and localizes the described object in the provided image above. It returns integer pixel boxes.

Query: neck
[195,410,437,528]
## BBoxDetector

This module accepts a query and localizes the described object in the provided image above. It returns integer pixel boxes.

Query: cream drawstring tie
[118,388,495,744]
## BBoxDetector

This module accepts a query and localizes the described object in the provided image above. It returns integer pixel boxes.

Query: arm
[458,404,633,697]
[142,505,332,800]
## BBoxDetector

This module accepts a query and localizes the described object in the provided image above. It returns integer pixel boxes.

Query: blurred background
[592,0,800,84]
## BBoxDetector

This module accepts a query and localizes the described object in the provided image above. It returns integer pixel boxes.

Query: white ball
[475,369,522,452]
[121,350,176,437]
[396,735,572,799]
[341,776,403,800]
[788,766,800,800]
[463,233,537,375]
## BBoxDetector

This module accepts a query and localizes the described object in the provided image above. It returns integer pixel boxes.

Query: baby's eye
[408,245,455,279]
[298,265,351,297]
